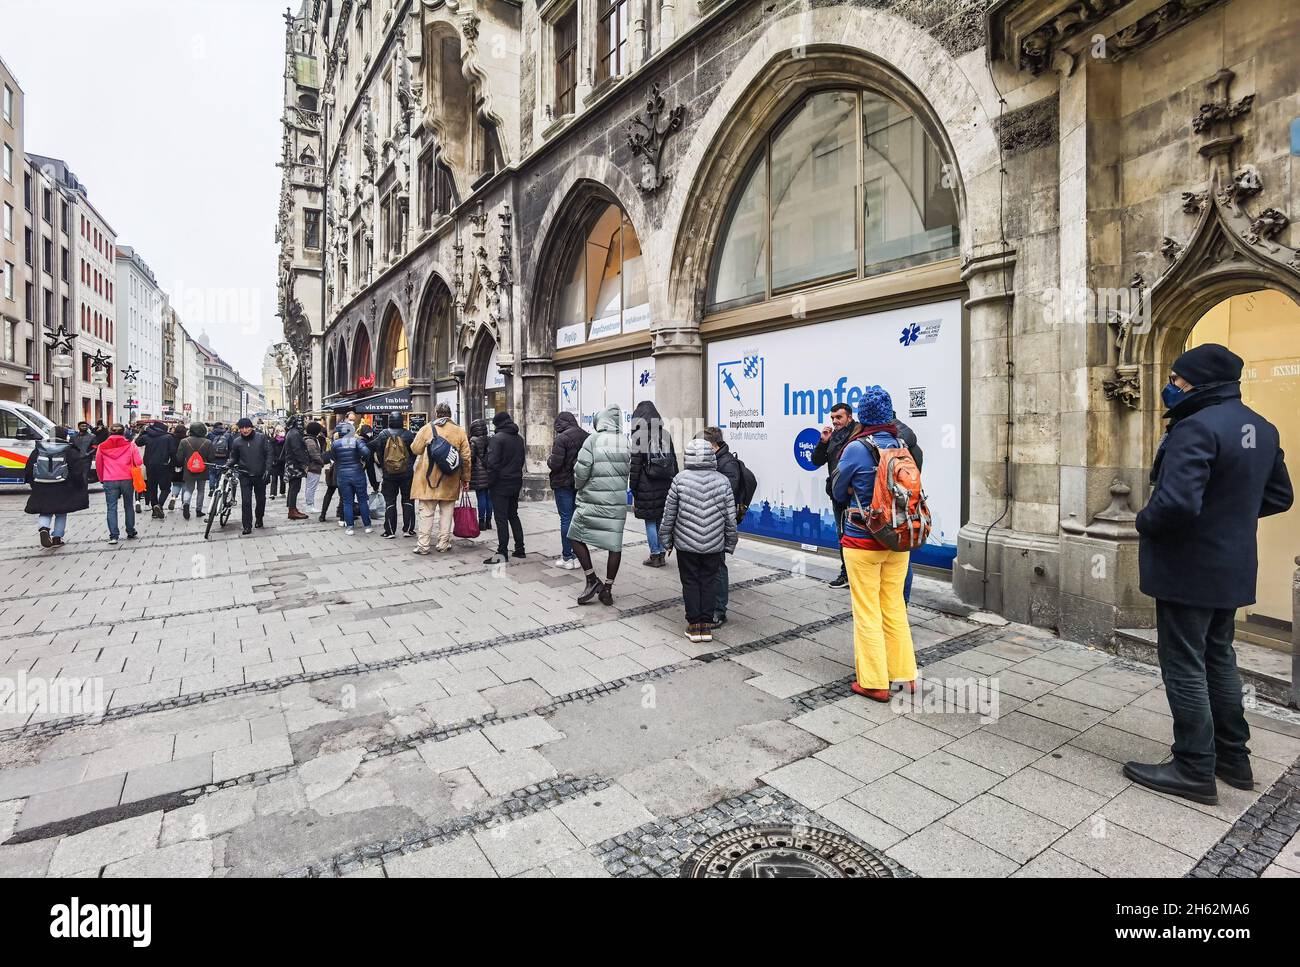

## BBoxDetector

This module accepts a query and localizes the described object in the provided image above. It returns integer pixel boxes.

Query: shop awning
[323,386,411,414]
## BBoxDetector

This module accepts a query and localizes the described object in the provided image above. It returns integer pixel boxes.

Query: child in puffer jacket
[660,437,738,643]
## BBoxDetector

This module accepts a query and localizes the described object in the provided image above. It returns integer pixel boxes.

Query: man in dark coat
[701,426,744,626]
[282,416,311,521]
[547,411,588,568]
[469,419,493,530]
[1126,343,1293,805]
[24,429,90,548]
[812,403,857,589]
[227,417,275,535]
[484,410,526,563]
[371,412,417,538]
[135,421,178,518]
[628,401,677,568]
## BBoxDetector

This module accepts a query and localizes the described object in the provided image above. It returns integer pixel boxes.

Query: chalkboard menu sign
[408,411,428,432]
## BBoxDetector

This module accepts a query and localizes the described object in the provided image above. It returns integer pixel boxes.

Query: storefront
[694,84,965,568]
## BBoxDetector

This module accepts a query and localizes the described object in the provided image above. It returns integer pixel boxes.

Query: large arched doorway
[536,188,655,434]
[333,344,348,396]
[377,307,410,389]
[688,79,965,567]
[412,274,457,420]
[466,327,508,425]
[350,326,373,389]
[1184,288,1300,644]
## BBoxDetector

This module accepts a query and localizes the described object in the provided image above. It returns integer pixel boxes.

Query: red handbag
[453,487,480,539]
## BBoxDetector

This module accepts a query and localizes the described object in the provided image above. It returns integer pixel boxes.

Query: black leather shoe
[598,583,614,606]
[1215,760,1255,791]
[512,549,527,559]
[1122,760,1217,805]
[577,575,604,605]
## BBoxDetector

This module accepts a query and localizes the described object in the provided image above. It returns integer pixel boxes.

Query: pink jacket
[95,434,142,483]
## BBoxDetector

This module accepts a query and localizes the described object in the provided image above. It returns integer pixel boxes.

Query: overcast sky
[6,0,286,384]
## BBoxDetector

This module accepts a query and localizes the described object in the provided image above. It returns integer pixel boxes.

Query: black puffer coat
[24,442,90,515]
[628,401,676,522]
[136,423,178,475]
[547,411,588,491]
[468,420,492,490]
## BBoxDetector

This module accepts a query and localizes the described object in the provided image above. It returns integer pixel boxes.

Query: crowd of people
[14,342,1294,802]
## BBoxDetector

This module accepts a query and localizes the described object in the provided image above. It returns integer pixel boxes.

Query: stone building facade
[288,0,1300,649]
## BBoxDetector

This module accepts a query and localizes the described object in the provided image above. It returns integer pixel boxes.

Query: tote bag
[453,488,480,539]
[130,464,147,494]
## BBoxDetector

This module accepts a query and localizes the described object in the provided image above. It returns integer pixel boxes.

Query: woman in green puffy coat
[567,404,630,605]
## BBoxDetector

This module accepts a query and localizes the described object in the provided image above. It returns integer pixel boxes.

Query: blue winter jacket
[328,435,372,484]
[832,428,903,545]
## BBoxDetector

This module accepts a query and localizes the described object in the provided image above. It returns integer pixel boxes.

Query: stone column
[520,354,557,500]
[409,377,431,418]
[651,324,703,456]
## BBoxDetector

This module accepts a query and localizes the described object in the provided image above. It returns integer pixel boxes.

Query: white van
[0,401,57,485]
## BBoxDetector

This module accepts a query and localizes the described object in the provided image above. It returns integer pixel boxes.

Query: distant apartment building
[115,244,163,419]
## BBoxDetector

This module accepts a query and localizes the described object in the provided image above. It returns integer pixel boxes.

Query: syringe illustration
[721,367,742,404]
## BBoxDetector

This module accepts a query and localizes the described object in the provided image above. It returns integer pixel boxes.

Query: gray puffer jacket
[660,439,738,555]
[567,404,630,553]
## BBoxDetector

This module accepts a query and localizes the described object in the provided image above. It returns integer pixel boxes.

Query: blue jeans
[103,479,136,539]
[904,559,914,604]
[207,467,224,490]
[477,488,493,525]
[337,474,371,527]
[645,519,664,555]
[38,514,67,538]
[554,486,576,559]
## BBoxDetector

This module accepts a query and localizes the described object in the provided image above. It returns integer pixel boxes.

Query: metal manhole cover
[678,825,893,878]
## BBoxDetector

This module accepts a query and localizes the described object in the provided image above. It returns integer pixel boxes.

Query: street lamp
[123,365,139,425]
[45,322,76,429]
[90,349,112,424]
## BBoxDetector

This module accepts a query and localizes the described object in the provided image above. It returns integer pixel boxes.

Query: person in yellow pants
[831,385,918,702]
[843,548,917,694]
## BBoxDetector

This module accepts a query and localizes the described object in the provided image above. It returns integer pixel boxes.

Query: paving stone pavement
[1,490,1298,878]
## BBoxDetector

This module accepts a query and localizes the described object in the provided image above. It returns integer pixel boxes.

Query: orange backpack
[847,437,931,551]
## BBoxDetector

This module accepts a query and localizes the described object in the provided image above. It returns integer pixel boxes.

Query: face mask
[1160,381,1188,410]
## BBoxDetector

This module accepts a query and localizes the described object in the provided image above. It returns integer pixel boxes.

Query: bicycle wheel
[204,490,221,540]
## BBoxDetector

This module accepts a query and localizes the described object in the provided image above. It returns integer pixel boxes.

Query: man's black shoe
[1215,760,1255,791]
[512,549,527,559]
[255,521,264,528]
[484,553,506,564]
[713,614,728,627]
[829,575,850,589]
[1122,760,1217,805]
[182,505,191,520]
[242,528,252,536]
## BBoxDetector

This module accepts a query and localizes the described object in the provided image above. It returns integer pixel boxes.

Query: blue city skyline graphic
[737,495,955,569]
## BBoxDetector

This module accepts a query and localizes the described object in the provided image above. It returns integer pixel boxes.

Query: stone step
[1114,627,1297,709]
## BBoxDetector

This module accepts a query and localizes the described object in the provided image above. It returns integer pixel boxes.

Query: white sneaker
[364,527,373,534]
[551,557,568,568]
[339,520,347,527]
[346,528,354,536]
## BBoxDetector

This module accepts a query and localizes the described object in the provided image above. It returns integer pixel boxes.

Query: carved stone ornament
[1101,365,1141,409]
[1245,208,1291,249]
[1083,479,1140,539]
[1216,166,1262,209]
[1181,190,1208,215]
[626,83,685,193]
[1159,236,1183,264]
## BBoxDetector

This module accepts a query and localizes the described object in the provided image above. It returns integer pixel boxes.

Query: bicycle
[204,465,238,540]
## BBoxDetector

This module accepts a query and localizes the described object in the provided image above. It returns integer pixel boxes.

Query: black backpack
[32,442,71,485]
[732,451,758,522]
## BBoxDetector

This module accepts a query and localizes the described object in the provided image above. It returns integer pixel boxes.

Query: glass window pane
[709,155,767,306]
[861,92,958,275]
[621,214,647,312]
[769,91,857,291]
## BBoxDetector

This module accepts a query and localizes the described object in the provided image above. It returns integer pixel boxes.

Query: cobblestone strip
[1,763,296,847]
[788,624,1004,713]
[589,784,914,878]
[363,610,860,762]
[0,572,805,742]
[1187,754,1300,878]
[282,773,613,878]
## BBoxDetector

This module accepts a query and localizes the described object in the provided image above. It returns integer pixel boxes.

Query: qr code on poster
[908,386,927,418]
